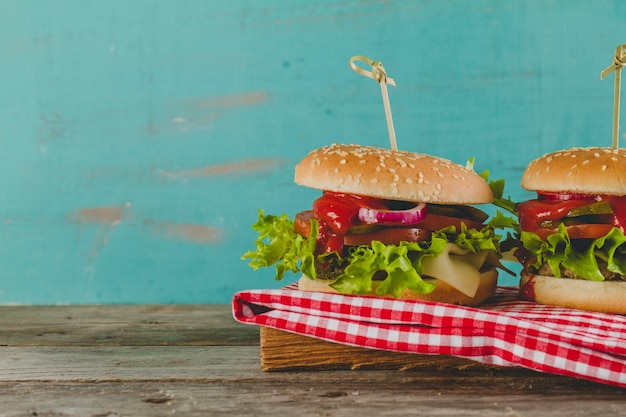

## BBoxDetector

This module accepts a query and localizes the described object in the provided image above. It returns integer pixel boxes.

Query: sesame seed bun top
[294,143,493,204]
[521,147,626,195]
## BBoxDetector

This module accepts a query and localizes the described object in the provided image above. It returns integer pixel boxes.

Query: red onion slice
[538,192,595,201]
[357,202,427,226]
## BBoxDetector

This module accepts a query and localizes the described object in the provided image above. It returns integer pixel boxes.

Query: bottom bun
[520,274,626,314]
[297,269,498,307]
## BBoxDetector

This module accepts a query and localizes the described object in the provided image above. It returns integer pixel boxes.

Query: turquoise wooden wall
[1,1,624,304]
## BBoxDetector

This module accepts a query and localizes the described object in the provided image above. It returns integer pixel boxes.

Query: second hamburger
[517,146,626,313]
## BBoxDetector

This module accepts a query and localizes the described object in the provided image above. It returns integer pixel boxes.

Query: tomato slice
[294,210,315,237]
[416,213,483,232]
[343,227,430,246]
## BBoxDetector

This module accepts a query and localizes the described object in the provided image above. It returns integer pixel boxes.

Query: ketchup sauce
[312,192,385,234]
[519,275,536,301]
[303,192,389,254]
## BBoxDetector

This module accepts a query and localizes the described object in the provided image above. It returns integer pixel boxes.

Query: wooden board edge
[259,326,494,372]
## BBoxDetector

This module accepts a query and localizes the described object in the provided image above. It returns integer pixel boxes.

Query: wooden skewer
[349,56,398,150]
[601,44,626,149]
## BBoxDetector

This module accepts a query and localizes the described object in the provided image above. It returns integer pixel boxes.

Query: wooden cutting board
[260,326,492,372]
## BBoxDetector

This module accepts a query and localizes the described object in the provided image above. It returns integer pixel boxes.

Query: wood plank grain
[0,380,624,417]
[0,305,259,346]
[0,335,619,395]
[0,346,259,381]
[0,305,623,416]
[0,345,622,391]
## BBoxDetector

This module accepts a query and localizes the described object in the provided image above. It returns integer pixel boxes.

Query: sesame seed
[602,165,607,171]
[340,159,346,164]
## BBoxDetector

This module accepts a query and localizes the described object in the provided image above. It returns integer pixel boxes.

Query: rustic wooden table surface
[1,305,625,417]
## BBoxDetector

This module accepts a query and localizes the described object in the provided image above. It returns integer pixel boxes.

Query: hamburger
[516,146,626,313]
[243,143,513,306]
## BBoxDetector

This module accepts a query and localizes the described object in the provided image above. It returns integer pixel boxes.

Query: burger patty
[313,254,387,281]
[535,260,626,281]
[313,257,347,281]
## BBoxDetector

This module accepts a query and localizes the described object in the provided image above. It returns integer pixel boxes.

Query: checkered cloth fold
[233,285,626,388]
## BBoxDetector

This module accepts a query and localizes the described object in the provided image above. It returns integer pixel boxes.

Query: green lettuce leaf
[520,224,626,281]
[241,210,317,281]
[242,210,504,298]
[488,210,519,231]
[478,169,518,218]
[436,223,501,254]
[597,228,626,274]
[467,159,521,254]
[330,239,444,297]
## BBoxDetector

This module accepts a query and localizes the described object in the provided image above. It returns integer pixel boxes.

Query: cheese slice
[420,243,490,297]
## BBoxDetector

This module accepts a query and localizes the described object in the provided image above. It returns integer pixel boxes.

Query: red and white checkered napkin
[233,285,626,388]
